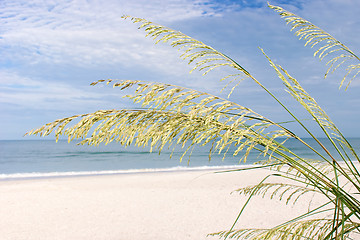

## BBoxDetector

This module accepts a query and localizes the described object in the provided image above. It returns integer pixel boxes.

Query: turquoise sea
[0,138,359,180]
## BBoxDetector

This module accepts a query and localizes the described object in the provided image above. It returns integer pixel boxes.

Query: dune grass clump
[27,3,360,239]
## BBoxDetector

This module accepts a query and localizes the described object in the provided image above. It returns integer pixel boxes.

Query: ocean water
[0,138,359,179]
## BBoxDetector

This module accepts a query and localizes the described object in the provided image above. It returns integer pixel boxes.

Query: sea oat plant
[27,3,360,239]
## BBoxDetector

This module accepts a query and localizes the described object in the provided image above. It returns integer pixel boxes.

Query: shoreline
[0,164,252,181]
[0,168,326,240]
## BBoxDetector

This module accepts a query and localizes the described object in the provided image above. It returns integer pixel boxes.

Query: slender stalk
[225,175,273,240]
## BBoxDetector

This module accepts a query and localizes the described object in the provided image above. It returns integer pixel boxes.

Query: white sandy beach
[0,169,326,240]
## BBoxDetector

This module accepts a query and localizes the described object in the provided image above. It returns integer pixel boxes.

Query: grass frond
[25,109,281,163]
[233,182,319,205]
[269,3,360,89]
[264,51,338,136]
[262,49,360,177]
[210,218,358,239]
[122,15,252,97]
[27,79,296,163]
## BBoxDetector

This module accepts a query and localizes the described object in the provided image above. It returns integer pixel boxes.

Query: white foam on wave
[0,165,248,180]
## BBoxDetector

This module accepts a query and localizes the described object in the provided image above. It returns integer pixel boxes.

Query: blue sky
[1,0,360,140]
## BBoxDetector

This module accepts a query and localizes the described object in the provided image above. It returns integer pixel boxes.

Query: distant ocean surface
[0,138,359,180]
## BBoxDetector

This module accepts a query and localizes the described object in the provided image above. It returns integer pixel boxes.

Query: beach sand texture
[0,169,326,240]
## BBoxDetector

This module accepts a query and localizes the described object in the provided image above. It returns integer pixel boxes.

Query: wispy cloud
[0,0,234,66]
